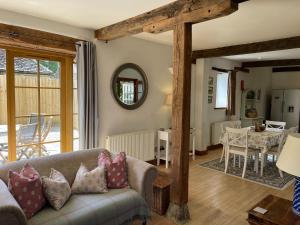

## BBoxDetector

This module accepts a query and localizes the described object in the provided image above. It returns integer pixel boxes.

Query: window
[215,72,229,108]
[0,48,74,163]
[73,63,79,151]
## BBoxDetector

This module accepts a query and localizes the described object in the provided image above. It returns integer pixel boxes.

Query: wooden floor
[147,149,293,225]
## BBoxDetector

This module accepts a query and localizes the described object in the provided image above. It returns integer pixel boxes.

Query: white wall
[246,67,272,119]
[272,71,300,89]
[95,37,173,147]
[193,60,276,149]
[0,10,174,150]
[194,58,241,150]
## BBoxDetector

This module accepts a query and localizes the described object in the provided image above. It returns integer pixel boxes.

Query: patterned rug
[199,157,295,190]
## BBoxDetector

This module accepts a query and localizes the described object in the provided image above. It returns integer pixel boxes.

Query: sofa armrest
[0,179,27,225]
[126,156,157,208]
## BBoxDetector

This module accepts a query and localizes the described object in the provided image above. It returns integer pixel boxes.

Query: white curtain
[76,41,99,149]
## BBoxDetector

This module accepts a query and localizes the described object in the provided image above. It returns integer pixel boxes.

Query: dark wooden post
[167,22,192,224]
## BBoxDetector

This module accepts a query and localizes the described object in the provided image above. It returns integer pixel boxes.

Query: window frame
[215,72,229,109]
[2,47,74,161]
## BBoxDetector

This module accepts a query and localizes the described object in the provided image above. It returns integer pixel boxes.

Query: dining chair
[224,127,259,178]
[17,123,38,160]
[267,126,298,178]
[28,113,46,130]
[31,116,53,157]
[265,120,286,132]
[219,120,241,163]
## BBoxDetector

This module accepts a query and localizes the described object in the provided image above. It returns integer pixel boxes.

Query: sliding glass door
[4,49,74,162]
[0,49,8,163]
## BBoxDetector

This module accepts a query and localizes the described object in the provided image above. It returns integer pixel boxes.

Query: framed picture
[208,96,213,104]
[208,86,213,95]
[208,76,214,86]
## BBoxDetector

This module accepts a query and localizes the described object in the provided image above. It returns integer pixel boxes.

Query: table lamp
[276,133,300,216]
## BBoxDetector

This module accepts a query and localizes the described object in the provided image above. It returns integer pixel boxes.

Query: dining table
[220,128,283,176]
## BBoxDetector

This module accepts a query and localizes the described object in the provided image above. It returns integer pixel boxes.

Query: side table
[247,195,300,225]
[152,176,171,215]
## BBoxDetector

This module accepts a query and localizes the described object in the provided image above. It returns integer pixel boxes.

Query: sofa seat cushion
[28,189,149,225]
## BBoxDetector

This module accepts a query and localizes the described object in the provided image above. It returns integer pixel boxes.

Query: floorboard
[143,149,293,225]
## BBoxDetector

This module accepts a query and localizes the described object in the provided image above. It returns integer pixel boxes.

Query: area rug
[199,157,295,190]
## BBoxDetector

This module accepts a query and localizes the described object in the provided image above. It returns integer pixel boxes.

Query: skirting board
[146,149,208,165]
[207,144,223,150]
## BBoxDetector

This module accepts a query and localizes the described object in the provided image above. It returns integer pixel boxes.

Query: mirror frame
[111,63,148,110]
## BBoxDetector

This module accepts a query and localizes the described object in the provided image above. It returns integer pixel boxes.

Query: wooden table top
[248,195,300,225]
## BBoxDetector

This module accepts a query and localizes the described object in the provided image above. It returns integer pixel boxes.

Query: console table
[247,195,300,225]
[157,128,195,168]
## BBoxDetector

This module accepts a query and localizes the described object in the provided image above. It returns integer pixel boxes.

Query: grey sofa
[0,149,157,225]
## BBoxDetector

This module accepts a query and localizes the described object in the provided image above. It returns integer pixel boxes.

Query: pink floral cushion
[98,152,129,189]
[8,163,46,219]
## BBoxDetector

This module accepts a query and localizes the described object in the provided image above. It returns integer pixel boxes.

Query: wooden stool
[152,176,171,215]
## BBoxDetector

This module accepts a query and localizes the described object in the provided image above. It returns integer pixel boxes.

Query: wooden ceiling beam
[95,0,240,41]
[234,66,249,73]
[192,36,300,59]
[0,23,80,55]
[242,59,300,68]
[272,66,300,73]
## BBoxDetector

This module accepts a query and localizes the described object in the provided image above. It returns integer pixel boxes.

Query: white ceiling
[224,49,300,62]
[0,0,299,60]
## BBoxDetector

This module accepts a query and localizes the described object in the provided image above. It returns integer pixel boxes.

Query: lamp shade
[164,94,173,106]
[276,133,300,177]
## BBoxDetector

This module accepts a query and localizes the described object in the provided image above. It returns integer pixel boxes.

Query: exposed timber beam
[95,0,241,41]
[166,23,192,224]
[192,36,300,59]
[272,66,300,73]
[0,23,79,55]
[242,59,300,68]
[234,66,250,73]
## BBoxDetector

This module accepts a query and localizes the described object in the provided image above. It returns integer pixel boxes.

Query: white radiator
[105,130,155,161]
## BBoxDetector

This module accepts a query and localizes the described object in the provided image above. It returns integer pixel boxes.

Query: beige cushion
[41,169,71,210]
[71,163,107,194]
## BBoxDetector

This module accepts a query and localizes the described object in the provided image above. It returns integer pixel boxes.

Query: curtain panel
[226,70,236,117]
[76,41,99,149]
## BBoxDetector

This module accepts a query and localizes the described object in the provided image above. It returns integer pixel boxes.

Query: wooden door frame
[3,47,74,161]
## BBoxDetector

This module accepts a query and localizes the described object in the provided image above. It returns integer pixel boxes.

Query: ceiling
[224,49,300,62]
[0,0,299,60]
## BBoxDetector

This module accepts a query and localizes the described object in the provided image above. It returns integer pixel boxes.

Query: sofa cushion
[41,169,71,210]
[71,163,107,194]
[98,152,129,189]
[28,189,149,225]
[8,163,46,219]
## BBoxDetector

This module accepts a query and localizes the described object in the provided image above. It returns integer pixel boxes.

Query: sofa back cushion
[8,163,46,219]
[98,152,129,189]
[0,149,108,185]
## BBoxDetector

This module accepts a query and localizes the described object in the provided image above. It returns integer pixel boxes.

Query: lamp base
[293,177,300,216]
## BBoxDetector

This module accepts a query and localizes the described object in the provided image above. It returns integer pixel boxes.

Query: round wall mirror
[111,63,148,110]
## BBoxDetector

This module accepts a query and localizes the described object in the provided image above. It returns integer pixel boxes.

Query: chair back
[225,127,249,151]
[28,113,46,130]
[17,123,37,145]
[265,120,286,131]
[41,117,53,142]
[221,120,242,134]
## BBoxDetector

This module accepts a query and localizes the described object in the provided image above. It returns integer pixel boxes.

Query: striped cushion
[28,189,149,225]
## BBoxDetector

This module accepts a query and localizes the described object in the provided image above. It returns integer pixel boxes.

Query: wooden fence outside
[0,74,78,129]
